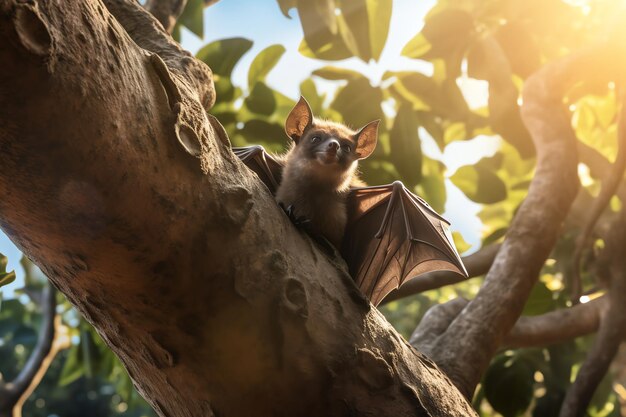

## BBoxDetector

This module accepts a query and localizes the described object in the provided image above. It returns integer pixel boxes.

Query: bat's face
[285,97,380,181]
[297,121,359,171]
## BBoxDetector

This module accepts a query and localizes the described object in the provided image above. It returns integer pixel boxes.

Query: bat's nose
[327,140,340,152]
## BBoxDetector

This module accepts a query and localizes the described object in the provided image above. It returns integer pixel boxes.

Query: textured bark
[144,0,187,33]
[570,93,626,301]
[411,296,608,352]
[0,1,475,416]
[560,214,626,417]
[502,297,607,348]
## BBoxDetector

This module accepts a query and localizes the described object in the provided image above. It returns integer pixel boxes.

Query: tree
[0,0,625,416]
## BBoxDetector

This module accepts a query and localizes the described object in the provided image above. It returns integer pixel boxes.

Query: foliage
[0,253,16,289]
[0,258,156,417]
[2,0,625,416]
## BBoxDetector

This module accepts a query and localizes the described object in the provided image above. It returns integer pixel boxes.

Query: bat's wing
[233,145,283,194]
[342,181,468,306]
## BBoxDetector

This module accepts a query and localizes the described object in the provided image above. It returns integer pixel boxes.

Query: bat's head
[285,96,379,185]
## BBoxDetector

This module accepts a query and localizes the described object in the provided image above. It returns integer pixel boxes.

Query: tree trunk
[0,1,475,416]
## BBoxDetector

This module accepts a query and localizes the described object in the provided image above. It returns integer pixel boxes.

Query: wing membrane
[233,146,283,194]
[342,182,468,306]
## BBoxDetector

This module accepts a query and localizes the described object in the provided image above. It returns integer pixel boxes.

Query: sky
[0,0,499,298]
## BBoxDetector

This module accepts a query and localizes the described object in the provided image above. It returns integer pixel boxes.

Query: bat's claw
[279,203,312,228]
[278,203,338,258]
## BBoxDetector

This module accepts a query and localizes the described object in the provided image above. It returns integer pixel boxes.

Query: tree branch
[382,244,500,304]
[103,0,215,110]
[417,44,626,399]
[578,142,626,202]
[502,296,607,348]
[411,296,607,351]
[0,283,67,417]
[560,214,626,417]
[144,0,187,33]
[410,298,469,352]
[143,0,221,33]
[570,91,626,301]
[0,1,476,415]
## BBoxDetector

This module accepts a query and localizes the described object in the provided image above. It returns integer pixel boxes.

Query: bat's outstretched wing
[233,145,283,194]
[342,181,468,306]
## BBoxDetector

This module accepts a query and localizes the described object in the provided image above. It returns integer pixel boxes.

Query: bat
[232,145,468,306]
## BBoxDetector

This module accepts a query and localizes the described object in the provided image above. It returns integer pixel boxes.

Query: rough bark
[144,0,187,33]
[0,1,475,416]
[410,296,607,351]
[560,214,626,417]
[570,91,626,301]
[502,296,607,348]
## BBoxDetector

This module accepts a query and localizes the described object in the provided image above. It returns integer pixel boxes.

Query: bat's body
[275,98,379,247]
[232,97,468,306]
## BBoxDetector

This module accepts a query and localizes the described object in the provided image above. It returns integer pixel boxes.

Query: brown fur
[276,98,379,247]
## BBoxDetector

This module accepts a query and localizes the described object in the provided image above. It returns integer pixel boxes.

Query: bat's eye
[342,144,352,153]
[311,136,321,144]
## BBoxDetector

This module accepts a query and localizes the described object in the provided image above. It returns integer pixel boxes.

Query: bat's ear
[354,120,379,160]
[285,96,313,143]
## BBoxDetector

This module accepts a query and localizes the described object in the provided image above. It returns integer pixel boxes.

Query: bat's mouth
[315,151,339,165]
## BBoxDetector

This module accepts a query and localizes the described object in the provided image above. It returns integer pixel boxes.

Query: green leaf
[483,227,507,246]
[276,0,297,17]
[523,282,555,316]
[489,101,534,158]
[359,160,399,186]
[389,104,422,187]
[59,345,84,386]
[330,77,383,127]
[420,8,474,58]
[239,120,286,147]
[248,44,286,88]
[0,254,7,271]
[333,0,392,61]
[0,254,15,289]
[312,66,363,80]
[300,79,323,114]
[418,157,446,213]
[296,0,338,52]
[336,0,368,60]
[452,231,471,254]
[211,111,238,127]
[450,164,507,204]
[178,0,204,38]
[196,38,253,77]
[484,354,535,417]
[245,82,277,116]
[366,0,392,61]
[390,73,469,122]
[298,36,353,61]
[213,76,237,104]
[401,33,432,59]
[466,39,490,81]
[443,122,466,144]
[402,9,473,60]
[0,299,24,321]
[417,111,445,149]
[13,325,37,346]
[0,271,15,288]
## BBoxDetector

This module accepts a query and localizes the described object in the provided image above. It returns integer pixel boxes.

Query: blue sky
[0,0,498,298]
